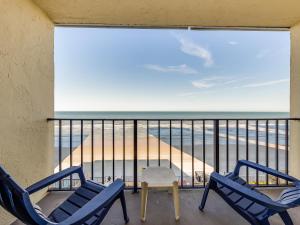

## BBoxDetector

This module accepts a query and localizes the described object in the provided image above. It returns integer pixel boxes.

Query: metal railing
[48,117,299,191]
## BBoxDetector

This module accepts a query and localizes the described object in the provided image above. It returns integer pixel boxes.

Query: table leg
[172,181,180,221]
[141,182,148,222]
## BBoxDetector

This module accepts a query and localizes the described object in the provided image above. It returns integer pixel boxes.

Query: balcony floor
[13,189,300,225]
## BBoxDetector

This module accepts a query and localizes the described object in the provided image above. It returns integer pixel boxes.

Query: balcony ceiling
[32,0,300,28]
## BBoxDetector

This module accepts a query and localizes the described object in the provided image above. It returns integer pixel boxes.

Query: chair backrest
[278,186,300,207]
[0,166,47,225]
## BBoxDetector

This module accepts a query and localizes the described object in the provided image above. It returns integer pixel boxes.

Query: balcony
[11,117,299,224]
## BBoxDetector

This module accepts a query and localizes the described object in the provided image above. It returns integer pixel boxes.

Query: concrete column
[0,0,54,224]
[290,22,300,178]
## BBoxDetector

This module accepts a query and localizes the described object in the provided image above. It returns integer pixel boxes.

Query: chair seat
[48,180,106,224]
[216,174,270,221]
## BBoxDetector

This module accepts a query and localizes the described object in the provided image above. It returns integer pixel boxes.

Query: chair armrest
[26,167,86,194]
[210,172,288,212]
[233,160,298,183]
[57,179,125,225]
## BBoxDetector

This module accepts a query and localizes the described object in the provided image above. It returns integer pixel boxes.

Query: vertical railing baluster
[58,120,62,189]
[203,120,206,186]
[276,120,279,185]
[91,120,94,180]
[192,120,194,188]
[170,120,172,169]
[246,120,249,183]
[70,120,73,190]
[123,120,126,182]
[214,120,220,173]
[226,120,229,173]
[133,120,138,193]
[158,120,160,166]
[285,120,289,185]
[256,120,259,186]
[147,120,149,167]
[266,120,269,185]
[236,120,239,163]
[102,120,105,184]
[180,120,183,188]
[112,120,115,181]
[80,120,83,167]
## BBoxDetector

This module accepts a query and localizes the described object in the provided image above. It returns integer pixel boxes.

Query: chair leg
[199,180,212,211]
[172,181,180,221]
[279,211,294,225]
[120,190,129,224]
[140,182,148,222]
[259,219,270,225]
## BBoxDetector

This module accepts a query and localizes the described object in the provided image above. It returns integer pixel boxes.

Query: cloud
[191,77,227,89]
[228,41,238,45]
[191,76,251,90]
[174,35,213,67]
[192,80,215,89]
[178,90,216,97]
[256,49,270,59]
[240,79,289,88]
[144,64,198,74]
[223,77,251,85]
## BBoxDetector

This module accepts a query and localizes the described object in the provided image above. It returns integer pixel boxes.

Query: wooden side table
[140,167,180,222]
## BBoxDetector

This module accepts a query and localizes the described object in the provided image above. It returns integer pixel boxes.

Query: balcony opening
[52,27,290,190]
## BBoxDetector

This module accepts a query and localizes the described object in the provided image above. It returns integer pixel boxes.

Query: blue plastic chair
[200,160,300,225]
[0,166,129,225]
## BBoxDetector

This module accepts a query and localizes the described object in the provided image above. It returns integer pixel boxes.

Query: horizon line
[55,110,289,113]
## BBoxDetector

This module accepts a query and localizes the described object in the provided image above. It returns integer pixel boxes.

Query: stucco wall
[0,0,54,224]
[33,0,300,28]
[290,22,300,179]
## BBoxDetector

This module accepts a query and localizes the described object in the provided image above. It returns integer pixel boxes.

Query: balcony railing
[47,117,299,192]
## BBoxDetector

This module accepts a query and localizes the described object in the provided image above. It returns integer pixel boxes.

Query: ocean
[55,111,289,119]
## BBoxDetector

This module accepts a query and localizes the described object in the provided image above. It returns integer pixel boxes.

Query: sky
[54,28,290,112]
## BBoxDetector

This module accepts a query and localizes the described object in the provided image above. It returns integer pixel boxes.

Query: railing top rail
[47,117,300,121]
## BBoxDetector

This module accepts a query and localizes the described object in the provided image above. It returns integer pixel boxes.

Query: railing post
[214,120,220,173]
[133,120,138,193]
[58,120,62,189]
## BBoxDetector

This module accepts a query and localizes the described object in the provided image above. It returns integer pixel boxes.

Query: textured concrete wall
[0,0,54,224]
[290,22,300,179]
[33,0,300,28]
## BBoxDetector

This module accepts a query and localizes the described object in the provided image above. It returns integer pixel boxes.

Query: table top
[141,167,178,187]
